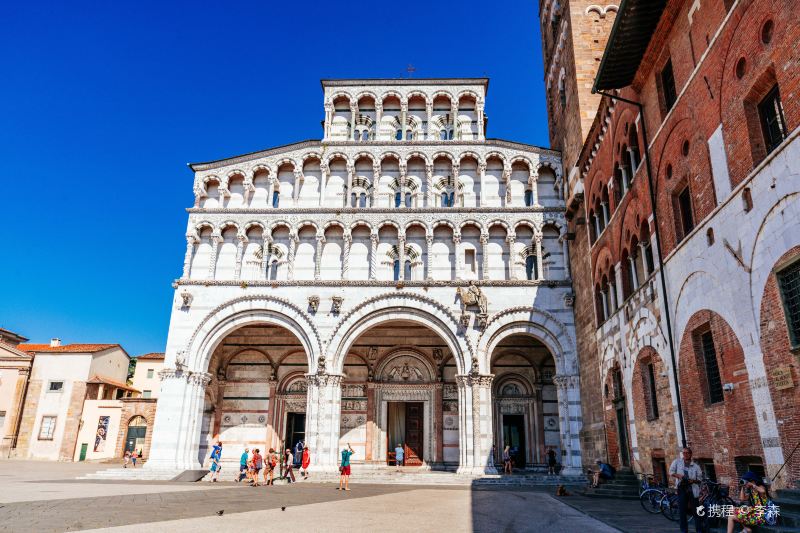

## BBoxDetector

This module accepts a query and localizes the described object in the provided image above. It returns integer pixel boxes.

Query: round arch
[326,292,469,374]
[184,295,321,374]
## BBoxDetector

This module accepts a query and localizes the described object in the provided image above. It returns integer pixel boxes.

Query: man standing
[394,443,404,472]
[338,443,355,491]
[284,448,296,483]
[293,439,304,468]
[669,447,703,533]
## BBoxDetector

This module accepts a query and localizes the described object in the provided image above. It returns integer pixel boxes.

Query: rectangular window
[660,60,677,112]
[697,458,717,482]
[675,185,694,240]
[143,390,152,399]
[465,249,476,273]
[759,85,788,156]
[643,362,660,420]
[696,328,724,404]
[48,381,64,393]
[147,369,154,379]
[38,416,57,440]
[777,258,800,349]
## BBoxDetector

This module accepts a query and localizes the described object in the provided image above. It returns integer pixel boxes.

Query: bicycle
[638,474,668,514]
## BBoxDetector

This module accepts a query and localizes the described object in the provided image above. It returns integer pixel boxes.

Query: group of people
[122,449,141,468]
[205,441,312,485]
[500,445,559,475]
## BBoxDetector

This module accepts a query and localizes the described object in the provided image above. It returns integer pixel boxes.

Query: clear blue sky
[0,1,549,356]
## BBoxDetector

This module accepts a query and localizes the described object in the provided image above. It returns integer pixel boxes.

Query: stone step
[79,467,185,481]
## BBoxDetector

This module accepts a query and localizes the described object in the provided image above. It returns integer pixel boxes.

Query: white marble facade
[146,79,583,476]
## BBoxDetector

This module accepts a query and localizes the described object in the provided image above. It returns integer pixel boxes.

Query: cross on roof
[406,64,416,77]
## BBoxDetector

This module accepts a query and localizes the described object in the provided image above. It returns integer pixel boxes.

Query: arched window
[404,192,412,207]
[361,130,369,141]
[351,192,357,207]
[353,130,359,141]
[272,191,280,208]
[440,130,447,141]
[406,131,413,141]
[395,129,403,141]
[359,192,367,207]
[404,260,412,280]
[393,259,400,280]
[448,191,455,207]
[394,191,402,207]
[269,260,279,280]
[525,255,537,280]
[448,129,454,140]
[524,189,533,206]
[441,191,449,207]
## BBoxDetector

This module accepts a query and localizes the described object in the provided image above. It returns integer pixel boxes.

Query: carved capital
[306,372,343,388]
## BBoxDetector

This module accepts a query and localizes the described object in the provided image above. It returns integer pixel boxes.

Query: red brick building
[543,0,800,487]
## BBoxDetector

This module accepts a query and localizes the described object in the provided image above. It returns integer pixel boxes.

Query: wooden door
[404,402,424,466]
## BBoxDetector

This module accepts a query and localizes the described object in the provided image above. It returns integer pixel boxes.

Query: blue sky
[0,1,549,356]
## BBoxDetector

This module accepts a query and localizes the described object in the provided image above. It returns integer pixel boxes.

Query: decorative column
[314,234,325,281]
[639,242,650,278]
[365,382,376,462]
[372,162,381,207]
[434,382,444,464]
[234,232,247,280]
[601,201,610,226]
[342,231,352,280]
[349,102,358,140]
[456,372,497,475]
[425,163,434,207]
[614,262,625,306]
[453,233,462,280]
[145,369,213,472]
[450,101,459,140]
[293,169,303,205]
[452,163,460,206]
[621,166,630,193]
[628,254,639,288]
[400,100,408,140]
[374,102,383,140]
[552,374,583,476]
[267,174,277,208]
[243,176,255,206]
[324,101,332,139]
[503,166,512,206]
[305,372,343,472]
[530,170,540,206]
[478,162,486,207]
[627,146,638,172]
[261,235,272,281]
[425,234,434,280]
[476,100,485,140]
[182,232,198,279]
[369,233,378,280]
[593,215,601,238]
[207,231,222,279]
[561,235,571,279]
[480,234,490,280]
[319,162,328,207]
[535,235,544,281]
[345,163,355,208]
[266,377,279,449]
[425,101,433,139]
[397,234,406,281]
[287,232,298,281]
[506,235,517,280]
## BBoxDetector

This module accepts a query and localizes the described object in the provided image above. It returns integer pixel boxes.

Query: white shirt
[669,457,703,497]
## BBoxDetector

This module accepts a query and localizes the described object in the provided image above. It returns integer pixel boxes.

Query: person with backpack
[251,448,263,487]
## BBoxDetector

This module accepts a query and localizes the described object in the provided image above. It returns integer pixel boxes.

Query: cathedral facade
[145,79,583,475]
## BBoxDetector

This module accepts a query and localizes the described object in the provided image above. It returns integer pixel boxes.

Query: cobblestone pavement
[0,461,692,532]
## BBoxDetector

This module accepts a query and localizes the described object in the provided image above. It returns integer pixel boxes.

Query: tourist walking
[209,441,222,482]
[502,445,512,474]
[669,447,703,533]
[251,448,263,487]
[237,447,249,482]
[301,446,310,478]
[547,447,558,475]
[265,448,278,485]
[123,450,131,468]
[394,443,404,472]
[338,443,355,491]
[131,450,139,468]
[284,449,296,483]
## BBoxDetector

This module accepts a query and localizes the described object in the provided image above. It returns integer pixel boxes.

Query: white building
[146,78,583,476]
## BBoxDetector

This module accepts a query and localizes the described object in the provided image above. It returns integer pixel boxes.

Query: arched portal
[490,334,558,469]
[124,416,148,455]
[202,323,309,468]
[339,319,460,469]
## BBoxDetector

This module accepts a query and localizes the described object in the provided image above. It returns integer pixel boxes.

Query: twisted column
[480,234,490,280]
[372,163,381,207]
[374,102,383,140]
[426,234,434,280]
[319,162,328,207]
[425,101,433,139]
[450,102,458,140]
[425,164,433,207]
[323,102,332,139]
[506,235,516,280]
[234,233,247,280]
[503,166,512,206]
[207,232,222,279]
[293,169,303,204]
[478,162,486,207]
[535,235,544,281]
[397,235,406,281]
[530,170,540,206]
[262,235,272,280]
[182,232,198,279]
[345,164,355,207]
[314,235,325,280]
[400,101,408,140]
[349,102,358,140]
[476,100,485,140]
[287,232,298,281]
[342,232,352,280]
[453,233,462,280]
[369,233,378,280]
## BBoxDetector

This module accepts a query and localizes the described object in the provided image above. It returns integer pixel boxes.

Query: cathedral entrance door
[502,414,526,468]
[285,412,306,454]
[404,402,424,466]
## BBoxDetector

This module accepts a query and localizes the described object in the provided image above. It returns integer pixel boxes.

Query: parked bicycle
[638,474,669,515]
